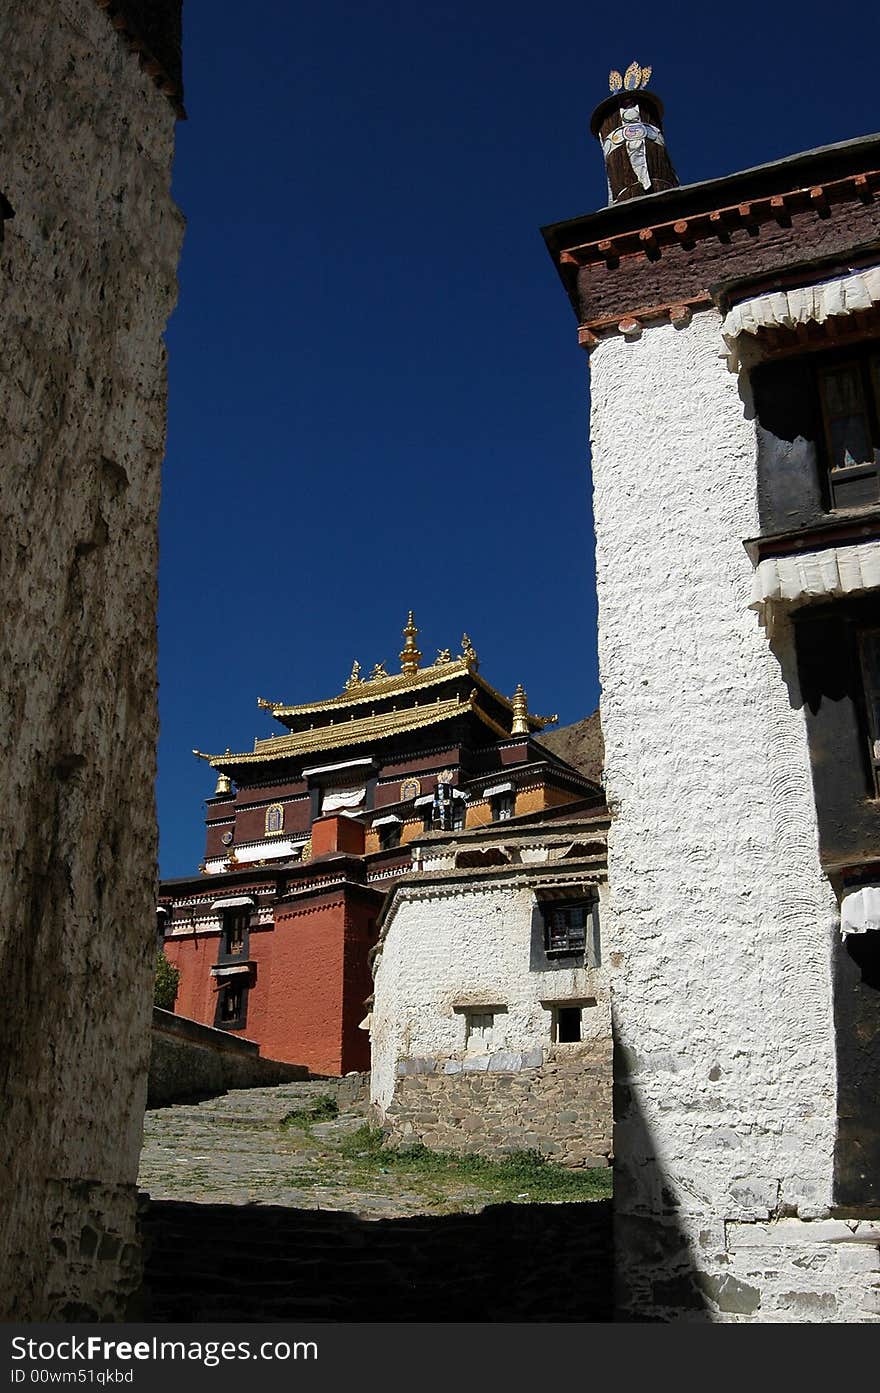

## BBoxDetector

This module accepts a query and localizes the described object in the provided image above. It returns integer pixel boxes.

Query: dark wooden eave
[542,131,880,339]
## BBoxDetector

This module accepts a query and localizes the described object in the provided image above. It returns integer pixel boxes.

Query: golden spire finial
[214,771,233,796]
[400,611,422,675]
[511,682,530,736]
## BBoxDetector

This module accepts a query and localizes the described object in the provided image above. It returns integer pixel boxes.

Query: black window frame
[218,907,250,963]
[815,349,880,510]
[540,899,597,961]
[490,792,514,822]
[378,822,402,851]
[214,977,249,1031]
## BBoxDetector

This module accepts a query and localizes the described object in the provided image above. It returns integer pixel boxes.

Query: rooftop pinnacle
[399,611,422,675]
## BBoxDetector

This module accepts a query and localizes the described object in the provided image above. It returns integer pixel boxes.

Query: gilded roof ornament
[369,661,389,681]
[214,771,233,796]
[399,611,422,675]
[345,660,363,690]
[434,648,452,665]
[609,61,652,94]
[461,633,479,669]
[510,683,530,736]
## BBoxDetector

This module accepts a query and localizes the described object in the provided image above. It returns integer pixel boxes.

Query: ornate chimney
[590,62,679,205]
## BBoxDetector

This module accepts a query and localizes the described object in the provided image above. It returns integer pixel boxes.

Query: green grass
[279,1094,339,1129]
[337,1125,611,1204]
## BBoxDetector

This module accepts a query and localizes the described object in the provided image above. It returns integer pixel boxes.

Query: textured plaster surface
[0,0,182,1319]
[588,312,880,1320]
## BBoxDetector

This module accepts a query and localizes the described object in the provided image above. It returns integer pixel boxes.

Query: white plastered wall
[588,312,880,1320]
[371,879,609,1112]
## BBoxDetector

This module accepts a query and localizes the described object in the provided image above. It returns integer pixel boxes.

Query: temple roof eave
[203,692,512,772]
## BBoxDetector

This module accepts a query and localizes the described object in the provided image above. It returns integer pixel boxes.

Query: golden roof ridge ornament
[400,611,422,675]
[461,633,478,670]
[345,659,363,690]
[510,683,530,736]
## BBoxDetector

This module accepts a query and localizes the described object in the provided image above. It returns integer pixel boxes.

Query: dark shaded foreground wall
[142,1198,612,1321]
[0,0,183,1320]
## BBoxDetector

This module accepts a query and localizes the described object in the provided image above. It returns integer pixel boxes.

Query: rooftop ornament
[591,62,679,205]
[400,611,422,675]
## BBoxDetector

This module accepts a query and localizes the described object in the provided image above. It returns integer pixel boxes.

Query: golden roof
[202,691,511,769]
[260,656,475,718]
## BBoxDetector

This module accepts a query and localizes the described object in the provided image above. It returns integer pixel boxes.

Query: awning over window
[482,782,513,799]
[373,814,402,827]
[210,895,255,911]
[722,265,880,369]
[750,540,880,620]
[840,885,880,936]
[210,963,252,977]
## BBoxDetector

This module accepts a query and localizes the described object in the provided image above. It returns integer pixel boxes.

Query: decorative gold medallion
[400,777,421,802]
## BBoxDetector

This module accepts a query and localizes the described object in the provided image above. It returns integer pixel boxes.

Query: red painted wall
[161,886,377,1075]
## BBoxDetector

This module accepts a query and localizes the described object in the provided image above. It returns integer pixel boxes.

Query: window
[542,900,592,958]
[816,350,880,510]
[858,628,880,795]
[214,979,248,1030]
[379,822,401,850]
[452,800,466,831]
[220,909,249,960]
[464,1010,495,1051]
[491,792,514,822]
[752,341,880,531]
[555,1007,582,1043]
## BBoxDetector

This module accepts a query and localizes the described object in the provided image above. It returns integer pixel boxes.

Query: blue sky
[158,0,880,875]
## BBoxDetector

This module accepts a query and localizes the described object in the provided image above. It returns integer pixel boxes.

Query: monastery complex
[2,7,880,1324]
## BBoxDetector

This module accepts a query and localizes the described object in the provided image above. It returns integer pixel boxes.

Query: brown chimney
[590,62,679,205]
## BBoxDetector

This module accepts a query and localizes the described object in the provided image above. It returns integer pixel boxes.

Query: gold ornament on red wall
[399,777,421,802]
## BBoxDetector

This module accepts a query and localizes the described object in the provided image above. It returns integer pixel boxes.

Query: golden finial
[434,648,452,665]
[461,633,478,669]
[400,611,422,675]
[609,61,651,94]
[345,659,363,690]
[511,683,530,736]
[369,661,389,681]
[214,771,233,796]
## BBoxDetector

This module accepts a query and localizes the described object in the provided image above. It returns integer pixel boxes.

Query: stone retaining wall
[379,1042,611,1166]
[148,1009,308,1107]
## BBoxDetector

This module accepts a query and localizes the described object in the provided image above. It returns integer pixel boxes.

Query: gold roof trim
[262,660,552,731]
[266,657,475,716]
[208,691,510,768]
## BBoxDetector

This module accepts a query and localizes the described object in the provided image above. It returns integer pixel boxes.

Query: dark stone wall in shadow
[834,930,880,1207]
[142,1196,612,1322]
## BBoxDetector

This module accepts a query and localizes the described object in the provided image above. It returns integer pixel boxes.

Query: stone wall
[0,0,183,1319]
[589,310,879,1320]
[148,1010,309,1107]
[380,1043,611,1165]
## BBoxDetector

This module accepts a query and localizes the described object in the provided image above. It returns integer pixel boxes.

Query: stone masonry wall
[589,311,879,1320]
[0,1,183,1319]
[148,1010,309,1107]
[380,1043,611,1166]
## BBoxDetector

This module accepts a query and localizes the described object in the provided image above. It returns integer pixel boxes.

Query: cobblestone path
[140,1078,518,1217]
[138,1081,613,1320]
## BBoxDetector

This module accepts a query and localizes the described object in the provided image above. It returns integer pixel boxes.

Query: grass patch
[338,1126,611,1203]
[280,1094,339,1129]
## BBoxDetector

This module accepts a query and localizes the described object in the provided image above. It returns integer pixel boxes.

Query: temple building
[542,62,880,1320]
[159,616,600,1076]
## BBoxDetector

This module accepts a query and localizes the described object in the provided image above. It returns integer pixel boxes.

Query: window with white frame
[464,1009,495,1051]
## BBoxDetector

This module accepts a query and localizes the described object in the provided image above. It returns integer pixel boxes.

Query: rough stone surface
[589,310,876,1321]
[139,1080,612,1320]
[381,1044,612,1165]
[0,0,182,1319]
[148,1010,308,1107]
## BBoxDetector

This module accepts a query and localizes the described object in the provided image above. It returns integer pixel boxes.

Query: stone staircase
[139,1080,612,1322]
